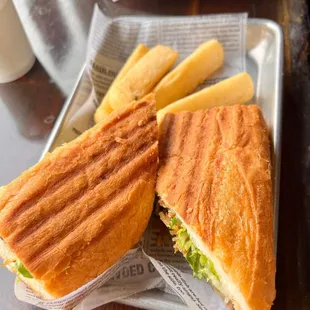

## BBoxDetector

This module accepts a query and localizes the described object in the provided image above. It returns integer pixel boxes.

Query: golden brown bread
[0,94,158,298]
[156,105,275,310]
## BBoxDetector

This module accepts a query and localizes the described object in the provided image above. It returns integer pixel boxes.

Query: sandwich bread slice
[0,94,158,299]
[156,105,275,310]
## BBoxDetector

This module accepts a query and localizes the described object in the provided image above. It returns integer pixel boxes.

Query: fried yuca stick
[94,103,113,123]
[94,44,149,123]
[109,45,178,110]
[154,40,224,110]
[157,72,254,124]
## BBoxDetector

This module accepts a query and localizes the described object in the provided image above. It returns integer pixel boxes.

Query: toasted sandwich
[0,94,158,299]
[156,105,275,310]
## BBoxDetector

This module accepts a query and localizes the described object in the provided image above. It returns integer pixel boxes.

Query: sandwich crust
[157,105,275,310]
[0,94,158,298]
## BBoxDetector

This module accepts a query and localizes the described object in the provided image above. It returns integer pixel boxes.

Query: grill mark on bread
[207,110,224,246]
[26,145,157,264]
[180,111,206,218]
[166,113,193,203]
[187,110,213,233]
[158,114,174,165]
[196,109,226,246]
[3,114,156,225]
[10,123,157,245]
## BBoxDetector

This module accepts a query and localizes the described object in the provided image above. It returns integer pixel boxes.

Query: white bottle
[0,0,35,83]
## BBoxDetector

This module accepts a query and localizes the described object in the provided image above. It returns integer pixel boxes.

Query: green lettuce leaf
[169,216,221,291]
[169,216,180,229]
[14,260,33,279]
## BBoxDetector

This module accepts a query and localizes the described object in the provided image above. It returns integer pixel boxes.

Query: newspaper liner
[14,6,247,310]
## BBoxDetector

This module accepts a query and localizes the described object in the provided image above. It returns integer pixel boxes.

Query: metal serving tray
[42,18,283,310]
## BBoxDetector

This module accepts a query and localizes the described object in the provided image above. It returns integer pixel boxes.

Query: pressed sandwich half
[0,94,158,298]
[157,105,276,310]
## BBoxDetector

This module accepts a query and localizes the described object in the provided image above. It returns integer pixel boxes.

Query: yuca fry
[94,104,112,122]
[94,44,149,123]
[109,45,178,110]
[154,40,224,110]
[157,72,254,124]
